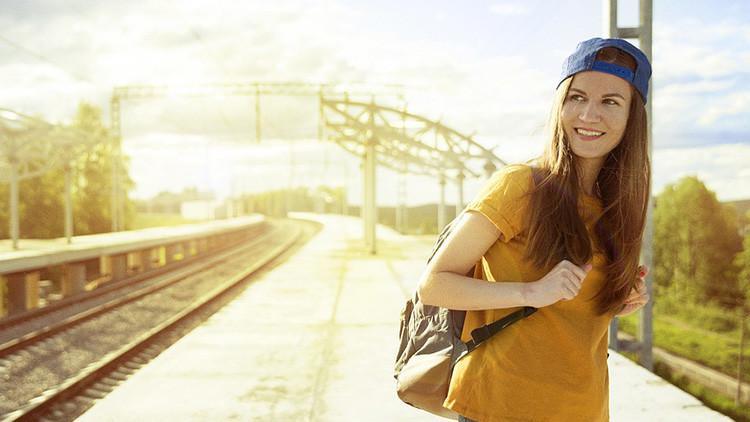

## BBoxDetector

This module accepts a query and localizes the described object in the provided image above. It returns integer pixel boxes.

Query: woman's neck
[577,157,604,196]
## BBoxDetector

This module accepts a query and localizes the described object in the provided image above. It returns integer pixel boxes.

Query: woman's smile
[573,127,605,140]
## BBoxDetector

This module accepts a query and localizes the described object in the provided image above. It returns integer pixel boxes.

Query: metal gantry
[108,82,405,231]
[320,96,507,253]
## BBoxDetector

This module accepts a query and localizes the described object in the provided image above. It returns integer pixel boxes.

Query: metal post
[319,90,328,213]
[438,175,447,232]
[342,164,349,216]
[287,140,295,215]
[110,96,120,232]
[364,137,377,254]
[396,170,406,233]
[360,160,366,225]
[603,0,618,38]
[255,85,261,142]
[10,157,19,250]
[483,160,497,180]
[737,308,746,404]
[637,0,654,372]
[604,0,654,370]
[318,90,325,144]
[65,163,73,243]
[456,172,465,214]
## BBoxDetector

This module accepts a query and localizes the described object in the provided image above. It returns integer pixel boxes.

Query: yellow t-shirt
[444,164,612,422]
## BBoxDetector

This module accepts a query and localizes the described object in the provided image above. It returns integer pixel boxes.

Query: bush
[656,295,738,333]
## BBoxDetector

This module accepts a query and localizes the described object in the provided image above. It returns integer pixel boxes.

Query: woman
[417,38,652,422]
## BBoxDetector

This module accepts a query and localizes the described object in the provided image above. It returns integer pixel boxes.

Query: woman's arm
[417,210,591,310]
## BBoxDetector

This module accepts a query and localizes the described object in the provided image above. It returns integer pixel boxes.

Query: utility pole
[110,96,121,232]
[604,0,654,371]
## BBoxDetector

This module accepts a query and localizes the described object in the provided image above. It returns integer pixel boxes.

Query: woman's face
[561,71,632,168]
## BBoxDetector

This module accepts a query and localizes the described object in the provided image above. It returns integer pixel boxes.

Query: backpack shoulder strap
[464,306,537,352]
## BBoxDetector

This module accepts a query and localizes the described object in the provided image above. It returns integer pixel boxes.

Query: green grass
[618,305,750,420]
[654,361,750,422]
[619,313,747,380]
[130,213,202,230]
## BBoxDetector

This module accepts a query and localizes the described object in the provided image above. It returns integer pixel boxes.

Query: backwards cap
[559,38,652,103]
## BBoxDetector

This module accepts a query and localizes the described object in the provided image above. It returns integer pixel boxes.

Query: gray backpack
[394,216,537,419]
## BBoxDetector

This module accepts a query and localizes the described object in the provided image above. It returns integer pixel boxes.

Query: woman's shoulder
[487,163,536,192]
[495,163,533,177]
[471,163,536,208]
[468,163,535,239]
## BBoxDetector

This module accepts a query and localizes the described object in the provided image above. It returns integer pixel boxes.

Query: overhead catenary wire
[167,0,240,137]
[0,33,93,84]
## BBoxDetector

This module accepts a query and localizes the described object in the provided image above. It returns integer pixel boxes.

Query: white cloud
[656,20,750,80]
[489,3,532,17]
[653,144,750,201]
[697,90,750,125]
[653,18,750,148]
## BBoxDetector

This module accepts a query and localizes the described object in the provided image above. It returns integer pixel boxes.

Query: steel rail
[0,225,265,335]
[1,222,306,422]
[0,225,270,359]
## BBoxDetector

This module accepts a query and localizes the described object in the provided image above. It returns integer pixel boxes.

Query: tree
[654,176,743,307]
[0,103,134,239]
[0,118,68,239]
[70,102,135,234]
[18,168,66,238]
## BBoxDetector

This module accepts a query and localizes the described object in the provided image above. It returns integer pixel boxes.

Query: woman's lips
[575,127,604,140]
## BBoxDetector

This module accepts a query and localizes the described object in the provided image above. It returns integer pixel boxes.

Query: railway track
[0,218,320,422]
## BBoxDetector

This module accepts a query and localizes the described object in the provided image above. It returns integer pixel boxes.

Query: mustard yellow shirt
[444,164,612,422]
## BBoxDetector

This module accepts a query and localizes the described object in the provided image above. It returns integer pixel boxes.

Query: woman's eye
[604,98,620,106]
[570,94,585,102]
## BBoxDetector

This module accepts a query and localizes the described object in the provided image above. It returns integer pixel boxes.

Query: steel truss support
[438,175,447,232]
[396,170,407,233]
[456,172,466,213]
[321,96,508,251]
[363,137,377,254]
[604,0,654,371]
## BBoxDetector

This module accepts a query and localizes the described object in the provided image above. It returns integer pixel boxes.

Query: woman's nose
[579,102,601,122]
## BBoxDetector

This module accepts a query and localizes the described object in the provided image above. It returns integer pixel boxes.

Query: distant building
[181,200,220,220]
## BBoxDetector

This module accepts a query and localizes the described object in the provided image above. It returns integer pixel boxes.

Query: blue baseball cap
[559,38,652,104]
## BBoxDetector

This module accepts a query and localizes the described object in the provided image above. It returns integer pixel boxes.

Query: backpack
[394,214,537,419]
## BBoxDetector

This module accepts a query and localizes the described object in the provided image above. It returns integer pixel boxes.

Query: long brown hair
[525,47,651,315]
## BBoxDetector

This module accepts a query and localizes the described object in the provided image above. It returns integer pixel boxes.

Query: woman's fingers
[558,261,591,300]
[530,260,593,307]
[615,265,652,315]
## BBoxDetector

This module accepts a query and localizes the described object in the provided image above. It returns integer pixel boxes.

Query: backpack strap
[464,306,537,353]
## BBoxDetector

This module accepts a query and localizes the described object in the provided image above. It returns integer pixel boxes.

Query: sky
[0,0,749,206]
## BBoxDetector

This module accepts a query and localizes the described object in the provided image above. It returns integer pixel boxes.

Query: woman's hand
[616,265,650,317]
[525,260,592,308]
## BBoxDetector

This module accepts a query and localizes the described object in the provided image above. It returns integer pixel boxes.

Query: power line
[167,0,239,136]
[0,33,93,84]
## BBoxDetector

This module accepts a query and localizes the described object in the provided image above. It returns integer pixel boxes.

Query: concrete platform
[0,215,265,274]
[75,213,733,422]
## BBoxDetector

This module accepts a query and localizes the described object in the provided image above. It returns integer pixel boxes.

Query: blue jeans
[458,416,477,422]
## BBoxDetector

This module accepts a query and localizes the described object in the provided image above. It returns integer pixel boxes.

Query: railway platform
[74,213,732,422]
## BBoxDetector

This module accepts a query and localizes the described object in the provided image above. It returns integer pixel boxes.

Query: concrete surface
[74,213,733,422]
